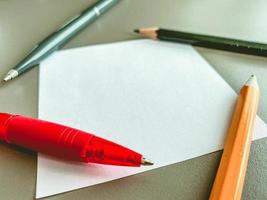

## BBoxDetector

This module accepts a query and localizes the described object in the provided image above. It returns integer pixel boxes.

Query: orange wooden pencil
[209,75,260,200]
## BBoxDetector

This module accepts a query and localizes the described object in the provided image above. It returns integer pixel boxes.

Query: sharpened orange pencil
[209,75,260,200]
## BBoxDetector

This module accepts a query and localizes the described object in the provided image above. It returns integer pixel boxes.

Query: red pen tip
[141,157,154,166]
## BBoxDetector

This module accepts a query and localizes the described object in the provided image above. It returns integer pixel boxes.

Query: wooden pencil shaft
[157,29,267,57]
[209,80,259,200]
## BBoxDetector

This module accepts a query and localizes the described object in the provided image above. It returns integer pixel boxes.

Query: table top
[0,0,267,199]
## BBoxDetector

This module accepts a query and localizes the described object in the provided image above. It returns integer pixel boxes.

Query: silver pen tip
[3,74,12,82]
[141,157,154,166]
[3,69,18,82]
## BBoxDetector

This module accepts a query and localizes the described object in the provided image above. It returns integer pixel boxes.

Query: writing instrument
[0,113,153,167]
[3,0,119,82]
[134,27,267,57]
[209,75,259,200]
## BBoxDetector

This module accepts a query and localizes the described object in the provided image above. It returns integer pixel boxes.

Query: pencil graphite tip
[245,75,259,89]
[141,157,154,166]
[134,29,140,33]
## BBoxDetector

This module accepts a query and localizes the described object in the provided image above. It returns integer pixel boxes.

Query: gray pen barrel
[14,0,119,74]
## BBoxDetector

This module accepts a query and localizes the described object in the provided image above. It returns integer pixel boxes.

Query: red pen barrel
[0,113,142,166]
[0,113,94,162]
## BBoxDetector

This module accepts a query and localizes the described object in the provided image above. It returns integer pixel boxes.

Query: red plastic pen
[0,113,153,167]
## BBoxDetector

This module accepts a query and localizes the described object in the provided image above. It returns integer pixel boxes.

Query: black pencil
[134,27,267,57]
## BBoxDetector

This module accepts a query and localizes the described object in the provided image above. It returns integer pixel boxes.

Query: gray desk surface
[0,0,267,199]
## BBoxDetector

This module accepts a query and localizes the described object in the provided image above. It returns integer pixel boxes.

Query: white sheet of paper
[37,39,267,198]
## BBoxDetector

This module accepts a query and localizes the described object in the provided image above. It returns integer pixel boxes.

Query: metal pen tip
[3,74,12,82]
[141,157,154,166]
[3,69,18,82]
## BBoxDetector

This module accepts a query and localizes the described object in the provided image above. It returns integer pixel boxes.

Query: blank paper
[37,39,267,198]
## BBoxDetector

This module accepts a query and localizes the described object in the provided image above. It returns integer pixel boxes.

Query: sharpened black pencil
[134,27,267,57]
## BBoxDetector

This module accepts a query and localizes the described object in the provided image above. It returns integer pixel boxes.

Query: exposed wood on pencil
[134,27,159,40]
